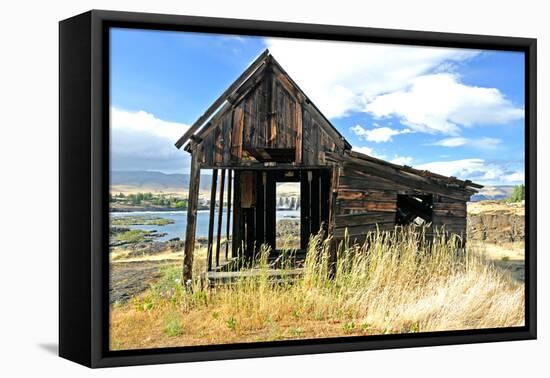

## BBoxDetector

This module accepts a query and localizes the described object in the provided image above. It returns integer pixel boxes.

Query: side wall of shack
[331,153,472,243]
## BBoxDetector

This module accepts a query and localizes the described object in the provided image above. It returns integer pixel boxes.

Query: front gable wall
[193,64,345,168]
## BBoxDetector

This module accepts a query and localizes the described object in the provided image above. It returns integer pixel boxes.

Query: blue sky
[110,28,525,186]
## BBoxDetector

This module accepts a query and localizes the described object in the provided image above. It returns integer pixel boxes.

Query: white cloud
[414,158,524,185]
[351,146,387,160]
[365,73,524,135]
[265,38,479,118]
[110,107,190,172]
[350,124,410,143]
[503,171,525,182]
[431,137,468,147]
[431,136,502,149]
[111,107,188,141]
[415,158,487,178]
[390,156,414,166]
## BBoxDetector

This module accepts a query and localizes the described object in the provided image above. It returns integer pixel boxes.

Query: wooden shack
[175,50,482,282]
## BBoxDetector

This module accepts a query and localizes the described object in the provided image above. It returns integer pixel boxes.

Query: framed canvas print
[59,10,537,368]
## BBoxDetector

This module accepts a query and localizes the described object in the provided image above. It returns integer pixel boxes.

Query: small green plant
[360,323,372,333]
[225,317,237,331]
[501,256,510,262]
[289,327,304,337]
[137,297,154,311]
[163,316,183,337]
[342,322,356,334]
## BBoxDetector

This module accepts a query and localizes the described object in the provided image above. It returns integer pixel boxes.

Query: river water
[110,210,300,242]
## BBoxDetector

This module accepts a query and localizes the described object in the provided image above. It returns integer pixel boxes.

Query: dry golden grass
[110,227,524,350]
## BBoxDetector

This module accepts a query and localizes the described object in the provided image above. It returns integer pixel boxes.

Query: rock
[467,207,524,243]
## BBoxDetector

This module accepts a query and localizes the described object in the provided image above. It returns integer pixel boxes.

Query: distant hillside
[110,171,212,193]
[470,185,515,202]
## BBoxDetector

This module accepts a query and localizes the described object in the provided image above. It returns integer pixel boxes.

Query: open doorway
[275,181,301,250]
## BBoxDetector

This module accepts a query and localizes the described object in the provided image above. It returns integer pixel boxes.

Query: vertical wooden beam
[255,171,265,248]
[215,169,226,268]
[183,148,200,282]
[300,170,311,250]
[311,170,320,235]
[327,165,340,279]
[245,207,256,260]
[320,169,330,232]
[267,66,277,147]
[295,103,303,164]
[231,107,244,161]
[206,169,218,271]
[232,171,241,258]
[225,170,232,260]
[328,165,340,235]
[265,172,276,250]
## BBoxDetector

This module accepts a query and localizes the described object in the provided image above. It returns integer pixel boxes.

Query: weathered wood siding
[432,195,467,237]
[334,163,398,240]
[301,104,345,166]
[333,159,472,241]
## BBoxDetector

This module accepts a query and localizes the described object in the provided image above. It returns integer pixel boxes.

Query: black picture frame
[59,9,537,368]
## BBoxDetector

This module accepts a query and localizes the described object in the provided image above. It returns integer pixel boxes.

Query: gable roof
[175,49,351,150]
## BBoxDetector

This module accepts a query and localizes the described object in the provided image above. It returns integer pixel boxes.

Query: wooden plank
[269,69,277,147]
[300,170,311,249]
[215,169,226,268]
[335,212,397,227]
[334,222,396,238]
[265,172,277,249]
[231,106,244,160]
[214,125,223,165]
[339,173,406,192]
[433,202,467,211]
[320,169,331,233]
[433,208,467,217]
[295,103,303,163]
[183,148,200,282]
[327,165,340,236]
[337,189,398,201]
[206,169,218,271]
[245,207,256,260]
[432,215,467,225]
[222,112,232,165]
[232,171,241,258]
[311,170,321,235]
[336,199,397,213]
[240,171,255,208]
[175,50,269,149]
[225,170,232,260]
[255,171,265,246]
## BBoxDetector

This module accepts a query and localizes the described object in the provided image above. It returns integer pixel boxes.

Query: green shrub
[507,184,525,203]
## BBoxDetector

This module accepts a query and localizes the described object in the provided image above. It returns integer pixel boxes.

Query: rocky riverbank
[467,201,524,243]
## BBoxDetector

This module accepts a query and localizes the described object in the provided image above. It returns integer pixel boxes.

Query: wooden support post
[215,169,226,268]
[207,169,218,271]
[311,170,320,235]
[232,171,241,258]
[225,170,232,260]
[328,166,340,279]
[265,172,276,250]
[183,149,200,282]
